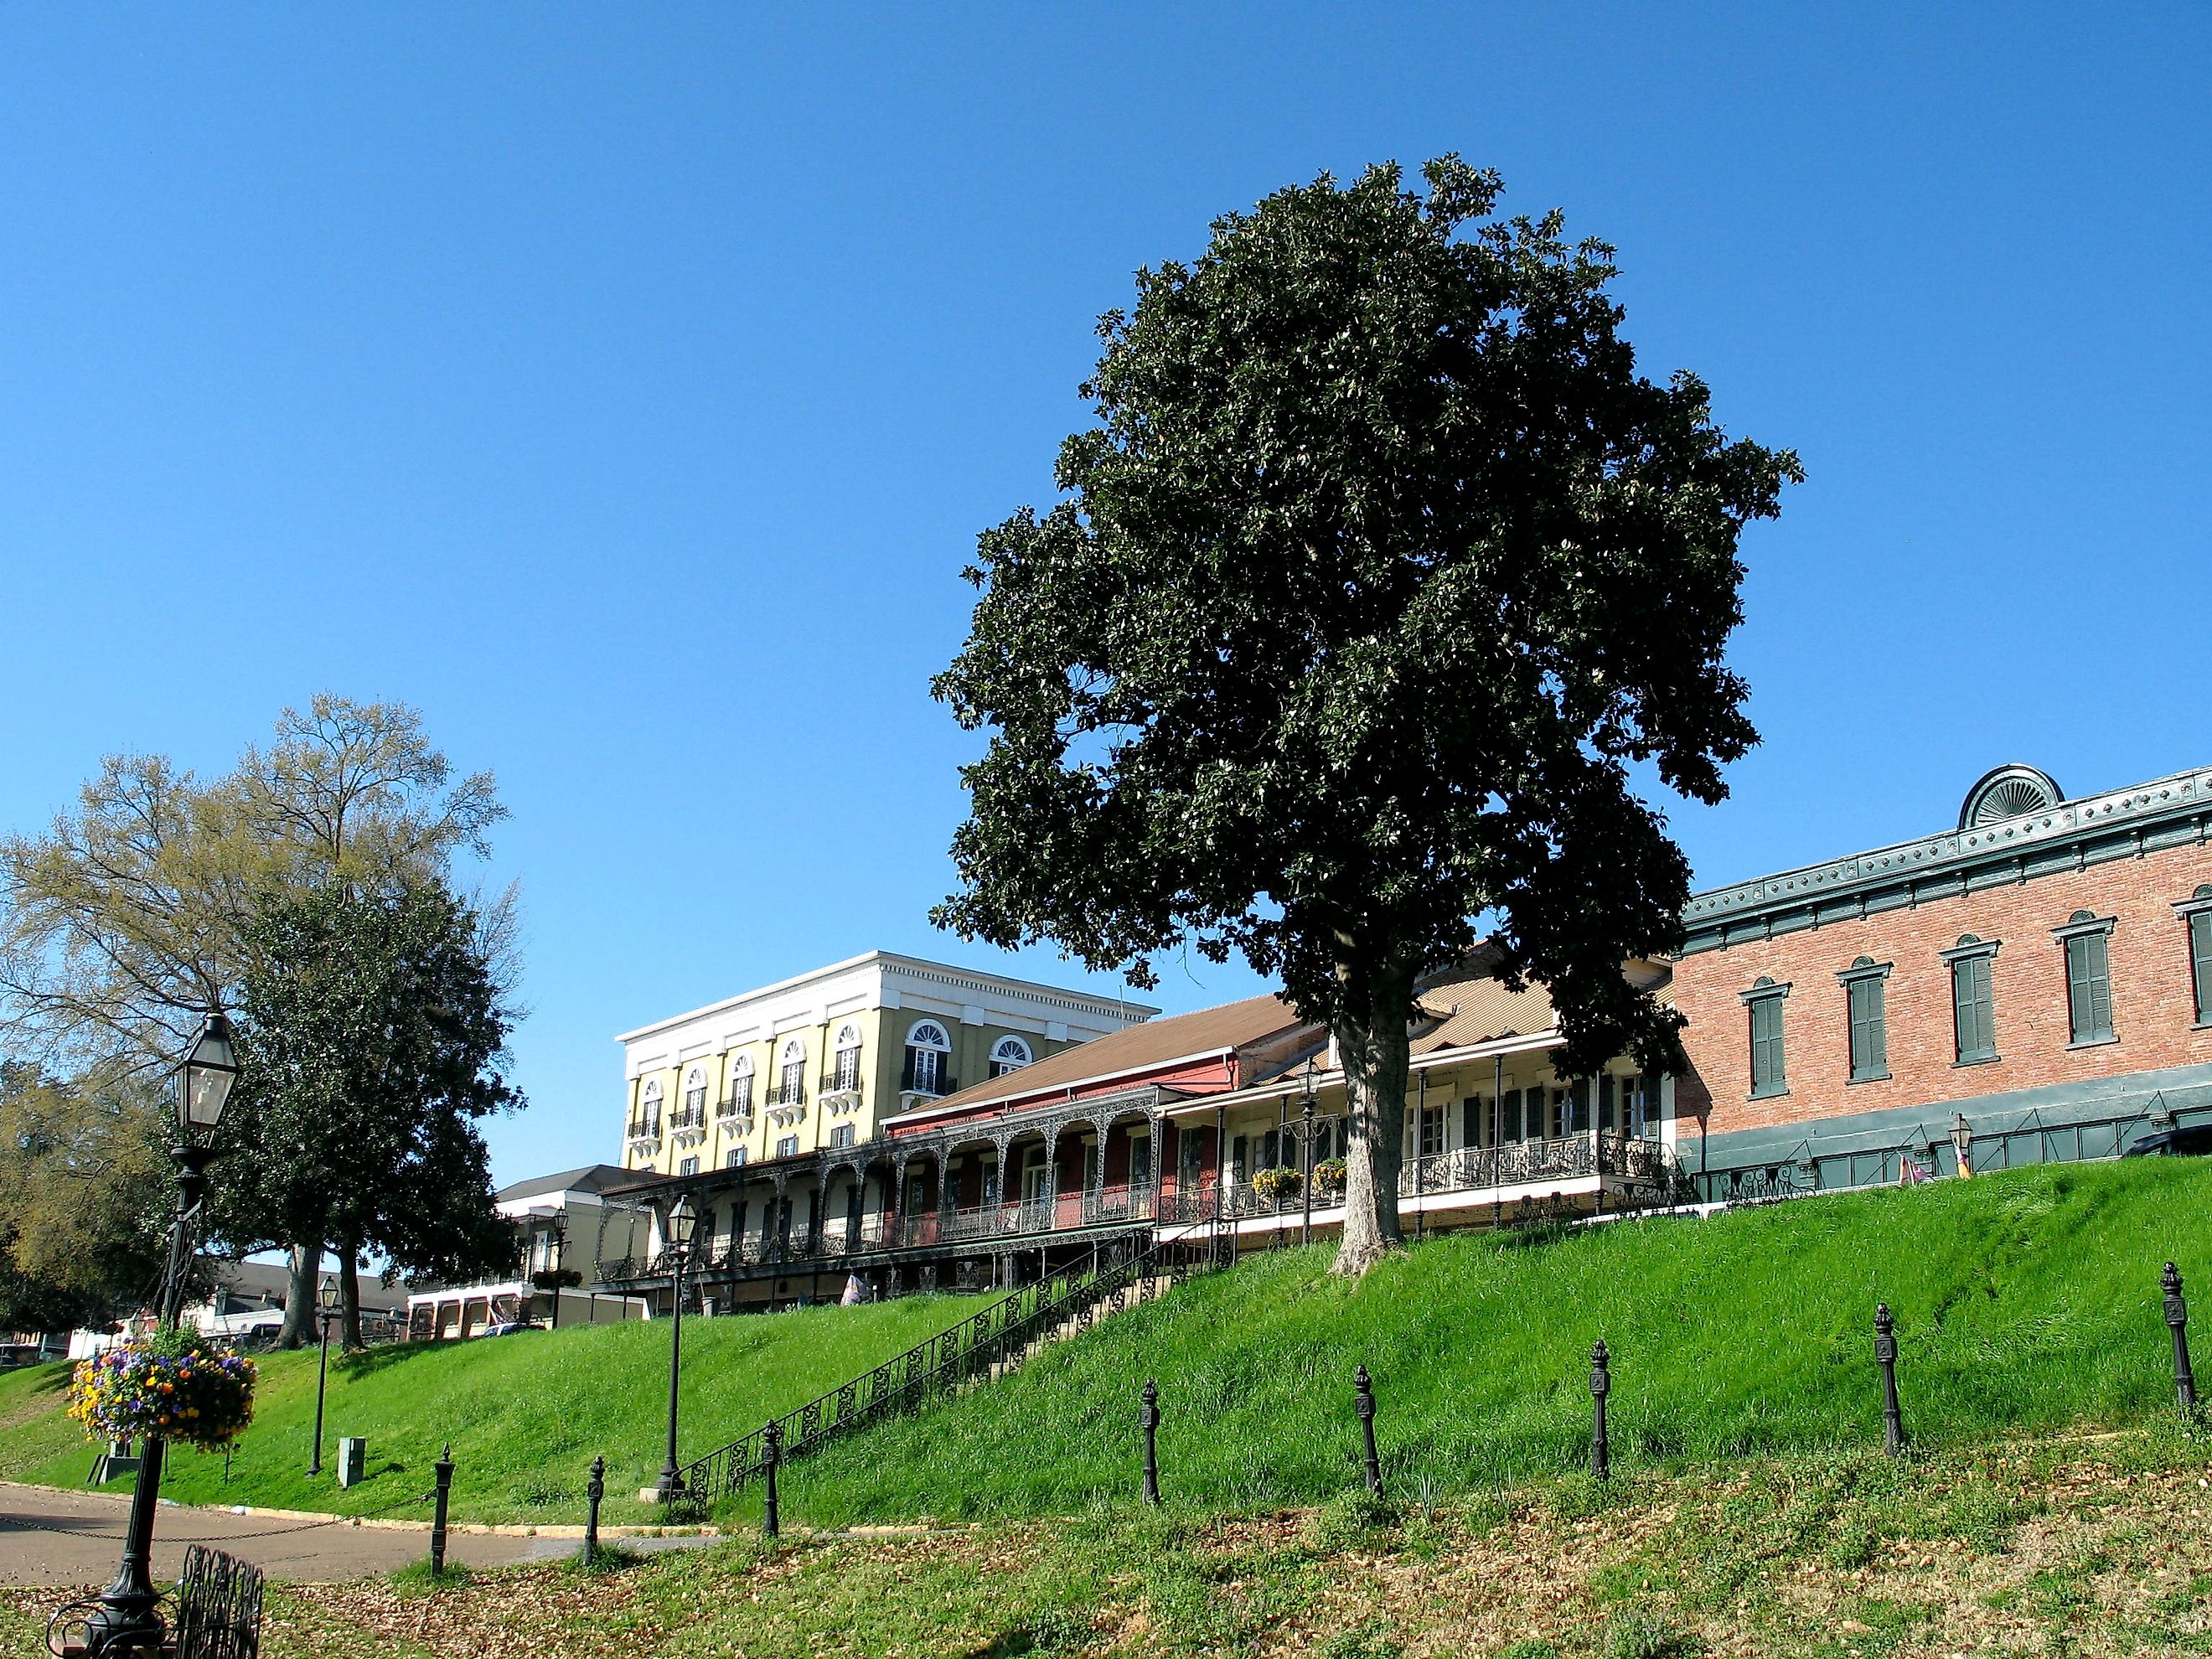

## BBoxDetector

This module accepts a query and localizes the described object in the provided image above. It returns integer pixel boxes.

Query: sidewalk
[0,1482,561,1584]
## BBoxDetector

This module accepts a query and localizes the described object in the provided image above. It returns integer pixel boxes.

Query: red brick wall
[1673,840,2212,1139]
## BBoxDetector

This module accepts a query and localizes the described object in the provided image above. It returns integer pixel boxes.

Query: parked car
[2123,1124,2212,1158]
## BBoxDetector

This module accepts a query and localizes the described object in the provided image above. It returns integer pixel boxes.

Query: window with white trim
[989,1035,1033,1078]
[724,1054,753,1116]
[681,1067,707,1127]
[904,1020,952,1095]
[830,1023,863,1093]
[776,1036,807,1106]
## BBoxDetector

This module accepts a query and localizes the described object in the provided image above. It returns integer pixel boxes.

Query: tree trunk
[276,1241,321,1349]
[338,1248,363,1351]
[1331,961,1416,1277]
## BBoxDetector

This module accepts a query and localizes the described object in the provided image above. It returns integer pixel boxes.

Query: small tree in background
[221,880,522,1347]
[933,159,1797,1274]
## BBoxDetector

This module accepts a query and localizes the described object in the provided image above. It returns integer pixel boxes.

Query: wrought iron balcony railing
[716,1090,753,1119]
[764,1081,805,1109]
[625,1115,662,1141]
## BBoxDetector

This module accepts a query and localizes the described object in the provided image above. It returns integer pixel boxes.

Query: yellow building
[616,951,1156,1179]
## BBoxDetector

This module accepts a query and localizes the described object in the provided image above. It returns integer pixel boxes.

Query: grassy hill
[777,1158,2212,1527]
[3,1159,2208,1538]
[0,1290,988,1527]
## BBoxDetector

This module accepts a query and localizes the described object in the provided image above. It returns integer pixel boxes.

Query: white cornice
[615,949,1158,1051]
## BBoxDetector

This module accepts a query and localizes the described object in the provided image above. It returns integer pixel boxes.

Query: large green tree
[933,160,1798,1273]
[220,880,523,1347]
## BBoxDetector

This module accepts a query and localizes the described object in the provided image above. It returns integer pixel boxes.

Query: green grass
[0,1290,988,1527]
[775,1158,2212,1525]
[7,1159,2208,1543]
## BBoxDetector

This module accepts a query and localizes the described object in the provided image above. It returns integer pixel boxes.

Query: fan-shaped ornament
[1958,765,2064,830]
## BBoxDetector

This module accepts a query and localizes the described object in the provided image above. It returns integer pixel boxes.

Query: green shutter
[1749,995,1786,1097]
[2067,933,2114,1043]
[2192,911,2212,1025]
[1952,954,1996,1062]
[1847,976,1887,1081]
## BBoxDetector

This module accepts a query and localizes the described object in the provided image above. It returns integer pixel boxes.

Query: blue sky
[3,6,2206,1185]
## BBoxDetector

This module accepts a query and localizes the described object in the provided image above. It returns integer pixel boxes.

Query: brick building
[1672,762,2212,1192]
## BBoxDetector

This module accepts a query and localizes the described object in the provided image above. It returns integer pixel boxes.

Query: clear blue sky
[3,6,2206,1185]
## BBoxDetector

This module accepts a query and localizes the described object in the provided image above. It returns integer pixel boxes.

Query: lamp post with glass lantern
[654,1197,698,1502]
[83,1013,237,1657]
[308,1274,340,1476]
[1949,1112,1974,1179]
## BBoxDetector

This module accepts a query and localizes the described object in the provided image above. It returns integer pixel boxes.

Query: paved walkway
[0,1483,559,1585]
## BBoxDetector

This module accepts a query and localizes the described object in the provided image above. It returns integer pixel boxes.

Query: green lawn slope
[0,1290,987,1527]
[778,1159,2212,1526]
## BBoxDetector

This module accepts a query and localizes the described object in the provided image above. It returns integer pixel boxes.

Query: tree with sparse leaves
[933,159,1797,1274]
[0,696,516,1335]
[0,1062,172,1332]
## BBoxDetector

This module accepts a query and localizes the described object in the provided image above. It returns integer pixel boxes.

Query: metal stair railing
[665,1229,1227,1517]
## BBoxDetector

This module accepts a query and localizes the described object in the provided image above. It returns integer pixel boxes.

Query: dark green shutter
[2192,912,2212,1025]
[1848,976,1887,1080]
[1952,955,1995,1062]
[2066,933,2114,1042]
[1749,995,1786,1096]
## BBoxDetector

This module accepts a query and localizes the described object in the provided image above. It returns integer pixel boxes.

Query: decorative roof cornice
[1681,765,2212,955]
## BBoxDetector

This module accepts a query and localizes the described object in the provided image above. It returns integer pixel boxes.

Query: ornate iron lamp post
[1949,1112,1973,1179]
[654,1197,698,1502]
[308,1274,339,1476]
[83,1012,237,1656]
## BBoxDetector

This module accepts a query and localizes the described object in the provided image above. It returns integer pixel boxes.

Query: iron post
[585,1455,605,1560]
[1874,1303,1905,1456]
[1140,1378,1161,1506]
[1589,1339,1611,1481]
[430,1444,453,1575]
[761,1421,783,1538]
[1300,1092,1315,1247]
[1355,1363,1381,1495]
[308,1304,335,1476]
[84,1132,221,1656]
[655,1243,690,1501]
[2163,1263,2198,1414]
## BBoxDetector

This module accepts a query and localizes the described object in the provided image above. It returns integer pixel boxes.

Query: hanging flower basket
[1312,1157,1348,1196]
[1251,1165,1304,1201]
[68,1326,256,1453]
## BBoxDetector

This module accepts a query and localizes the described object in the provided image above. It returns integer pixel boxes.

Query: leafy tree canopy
[933,159,1797,1269]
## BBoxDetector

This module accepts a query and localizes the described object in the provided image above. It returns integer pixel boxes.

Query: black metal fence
[663,1231,1228,1520]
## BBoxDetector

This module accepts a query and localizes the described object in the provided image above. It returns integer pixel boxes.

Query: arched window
[989,1035,1033,1078]
[723,1054,753,1117]
[775,1036,807,1106]
[831,1022,863,1093]
[904,1020,952,1096]
[682,1067,707,1127]
[636,1078,662,1137]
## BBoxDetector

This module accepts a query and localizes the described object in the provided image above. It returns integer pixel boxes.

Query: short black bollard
[761,1421,783,1539]
[1354,1364,1382,1496]
[1589,1339,1611,1481]
[2164,1263,2198,1414]
[1873,1305,1905,1457]
[1140,1379,1161,1506]
[430,1443,454,1574]
[585,1455,606,1561]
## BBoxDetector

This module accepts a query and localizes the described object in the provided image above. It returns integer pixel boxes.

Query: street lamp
[308,1274,340,1476]
[83,1012,235,1656]
[1949,1112,1974,1179]
[654,1197,697,1502]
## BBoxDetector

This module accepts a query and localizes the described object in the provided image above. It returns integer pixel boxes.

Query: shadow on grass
[333,1341,446,1381]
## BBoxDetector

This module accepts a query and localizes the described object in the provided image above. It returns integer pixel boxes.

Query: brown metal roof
[888,992,1302,1124]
